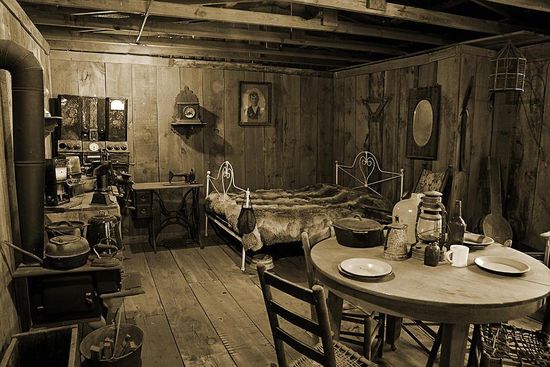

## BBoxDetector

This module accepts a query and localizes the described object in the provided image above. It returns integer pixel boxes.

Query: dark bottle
[447,200,466,246]
[424,241,440,267]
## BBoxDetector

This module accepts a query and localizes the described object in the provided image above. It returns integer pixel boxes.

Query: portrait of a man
[239,82,271,125]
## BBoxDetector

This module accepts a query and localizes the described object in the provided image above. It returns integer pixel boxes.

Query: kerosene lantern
[416,191,446,242]
[415,191,447,266]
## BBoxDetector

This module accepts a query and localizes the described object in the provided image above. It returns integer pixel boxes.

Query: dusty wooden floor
[121,234,540,367]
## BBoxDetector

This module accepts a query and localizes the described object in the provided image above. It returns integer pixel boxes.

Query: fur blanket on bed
[205,184,392,251]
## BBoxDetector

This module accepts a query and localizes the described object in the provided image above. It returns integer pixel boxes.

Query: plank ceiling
[17,0,550,71]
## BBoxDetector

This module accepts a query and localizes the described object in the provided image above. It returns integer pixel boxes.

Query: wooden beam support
[289,0,520,34]
[41,29,372,63]
[367,0,386,11]
[0,0,50,53]
[42,32,359,67]
[50,50,332,76]
[484,0,550,13]
[21,0,449,45]
[28,11,405,55]
[322,8,338,27]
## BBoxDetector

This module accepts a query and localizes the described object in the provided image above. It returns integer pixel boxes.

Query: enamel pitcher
[384,221,409,260]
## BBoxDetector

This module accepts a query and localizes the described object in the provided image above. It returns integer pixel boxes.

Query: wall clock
[172,86,203,126]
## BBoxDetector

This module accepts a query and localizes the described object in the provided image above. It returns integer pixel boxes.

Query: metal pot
[333,216,384,248]
[44,235,89,269]
[86,213,122,249]
[45,220,86,239]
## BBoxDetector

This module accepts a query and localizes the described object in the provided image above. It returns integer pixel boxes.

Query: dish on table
[463,232,494,247]
[474,256,530,275]
[339,258,392,278]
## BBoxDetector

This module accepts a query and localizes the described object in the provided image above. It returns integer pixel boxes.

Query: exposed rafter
[41,30,371,64]
[20,0,449,45]
[288,0,519,34]
[484,0,550,13]
[47,38,349,68]
[27,11,406,55]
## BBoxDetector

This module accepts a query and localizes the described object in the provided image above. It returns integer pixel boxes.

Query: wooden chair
[397,165,452,365]
[467,231,550,367]
[257,263,377,367]
[413,167,451,197]
[301,228,385,361]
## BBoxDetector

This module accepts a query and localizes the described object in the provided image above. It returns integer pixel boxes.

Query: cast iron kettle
[44,235,90,269]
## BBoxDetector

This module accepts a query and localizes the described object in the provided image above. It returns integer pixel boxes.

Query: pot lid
[46,221,85,229]
[50,235,82,245]
[47,235,89,257]
[333,217,383,232]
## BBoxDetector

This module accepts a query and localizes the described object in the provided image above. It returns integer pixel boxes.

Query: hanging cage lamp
[489,41,527,92]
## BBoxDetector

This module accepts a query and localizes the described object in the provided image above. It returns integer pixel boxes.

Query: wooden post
[366,0,387,10]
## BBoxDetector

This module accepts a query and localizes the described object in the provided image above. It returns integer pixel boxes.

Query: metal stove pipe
[0,39,45,263]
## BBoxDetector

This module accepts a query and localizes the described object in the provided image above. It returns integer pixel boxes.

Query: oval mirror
[412,99,433,147]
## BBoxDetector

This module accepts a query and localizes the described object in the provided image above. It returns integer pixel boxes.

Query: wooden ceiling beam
[483,0,550,13]
[20,0,448,45]
[47,38,348,68]
[28,11,406,55]
[288,0,519,34]
[41,30,370,63]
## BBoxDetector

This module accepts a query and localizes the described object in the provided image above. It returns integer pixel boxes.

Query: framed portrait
[239,82,271,126]
[406,85,441,160]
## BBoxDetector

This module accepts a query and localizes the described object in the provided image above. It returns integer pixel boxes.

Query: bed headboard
[335,151,404,198]
[206,161,248,199]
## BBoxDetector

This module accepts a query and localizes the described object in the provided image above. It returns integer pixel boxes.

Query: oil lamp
[416,191,447,245]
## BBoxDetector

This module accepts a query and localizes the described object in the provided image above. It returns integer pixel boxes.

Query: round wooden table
[311,238,550,367]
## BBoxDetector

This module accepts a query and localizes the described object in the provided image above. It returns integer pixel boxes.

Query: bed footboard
[335,151,404,198]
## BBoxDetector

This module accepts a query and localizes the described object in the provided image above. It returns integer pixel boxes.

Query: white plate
[339,258,392,278]
[464,232,494,247]
[474,256,530,275]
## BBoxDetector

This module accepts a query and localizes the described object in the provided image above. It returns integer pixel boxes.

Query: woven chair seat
[290,340,377,367]
[480,323,550,367]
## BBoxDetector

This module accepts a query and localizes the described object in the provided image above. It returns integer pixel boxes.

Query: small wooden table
[132,182,202,252]
[311,239,550,367]
[45,191,120,223]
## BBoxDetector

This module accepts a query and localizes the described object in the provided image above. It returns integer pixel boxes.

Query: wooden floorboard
[127,234,544,367]
[144,244,235,366]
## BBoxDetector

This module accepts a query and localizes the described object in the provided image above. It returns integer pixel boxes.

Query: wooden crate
[0,325,79,367]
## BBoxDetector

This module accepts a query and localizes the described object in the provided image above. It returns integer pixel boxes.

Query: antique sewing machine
[168,169,196,184]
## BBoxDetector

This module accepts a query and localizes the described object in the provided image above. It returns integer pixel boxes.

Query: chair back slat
[274,327,326,365]
[257,263,337,367]
[302,227,334,289]
[263,269,316,304]
[270,300,321,336]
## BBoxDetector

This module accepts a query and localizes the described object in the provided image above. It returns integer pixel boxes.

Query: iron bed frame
[205,151,404,271]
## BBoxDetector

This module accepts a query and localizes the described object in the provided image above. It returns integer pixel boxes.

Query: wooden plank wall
[0,0,51,352]
[50,54,333,188]
[50,53,333,236]
[333,46,495,227]
[499,42,550,250]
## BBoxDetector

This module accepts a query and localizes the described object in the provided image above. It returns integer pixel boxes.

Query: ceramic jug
[384,222,409,260]
[392,193,423,244]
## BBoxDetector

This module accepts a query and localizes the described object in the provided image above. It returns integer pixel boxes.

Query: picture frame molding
[238,81,272,126]
[406,84,441,160]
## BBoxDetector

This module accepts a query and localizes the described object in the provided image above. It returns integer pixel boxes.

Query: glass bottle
[447,200,466,246]
[424,241,440,267]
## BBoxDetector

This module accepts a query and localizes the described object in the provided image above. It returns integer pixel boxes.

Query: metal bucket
[80,323,143,367]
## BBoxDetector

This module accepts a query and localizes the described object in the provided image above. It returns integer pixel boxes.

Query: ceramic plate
[474,256,530,275]
[463,232,494,247]
[339,258,392,278]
